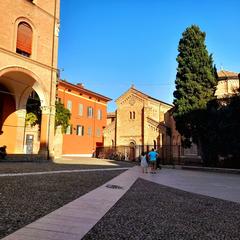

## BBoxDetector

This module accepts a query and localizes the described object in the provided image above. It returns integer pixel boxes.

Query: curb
[182,165,240,174]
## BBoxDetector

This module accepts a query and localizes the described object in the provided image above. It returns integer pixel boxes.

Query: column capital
[41,106,56,115]
[15,109,27,118]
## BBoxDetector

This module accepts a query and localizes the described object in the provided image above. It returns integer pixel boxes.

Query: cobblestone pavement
[0,157,135,174]
[2,166,240,240]
[0,170,125,239]
[84,178,240,240]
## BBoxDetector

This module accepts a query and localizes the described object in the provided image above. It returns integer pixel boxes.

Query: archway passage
[25,90,42,154]
[0,67,47,154]
[0,84,17,152]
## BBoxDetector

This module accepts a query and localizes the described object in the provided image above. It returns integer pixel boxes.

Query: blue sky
[58,0,240,112]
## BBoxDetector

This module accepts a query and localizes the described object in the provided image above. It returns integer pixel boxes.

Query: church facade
[103,86,174,160]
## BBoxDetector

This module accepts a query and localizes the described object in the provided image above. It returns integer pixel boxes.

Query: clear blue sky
[58,0,240,112]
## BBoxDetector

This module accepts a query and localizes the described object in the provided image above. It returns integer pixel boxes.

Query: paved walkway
[3,166,240,240]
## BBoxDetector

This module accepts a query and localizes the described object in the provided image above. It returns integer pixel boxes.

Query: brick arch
[0,66,48,109]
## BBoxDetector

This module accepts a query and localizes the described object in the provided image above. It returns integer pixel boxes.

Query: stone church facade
[103,86,173,160]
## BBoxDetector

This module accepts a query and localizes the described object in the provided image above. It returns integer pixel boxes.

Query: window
[88,127,92,136]
[87,107,93,118]
[78,103,83,116]
[77,125,84,136]
[67,100,72,112]
[97,109,102,120]
[130,111,135,119]
[16,22,32,57]
[96,128,101,137]
[65,125,72,135]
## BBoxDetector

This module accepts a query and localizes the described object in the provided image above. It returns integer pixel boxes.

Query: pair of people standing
[140,149,158,174]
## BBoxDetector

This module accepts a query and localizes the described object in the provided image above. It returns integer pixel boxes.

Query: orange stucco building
[0,0,60,157]
[57,80,111,156]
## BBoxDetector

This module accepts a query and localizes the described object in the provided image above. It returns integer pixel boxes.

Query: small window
[87,107,93,118]
[77,125,84,136]
[133,111,135,119]
[97,109,102,120]
[154,140,156,149]
[130,112,132,119]
[96,128,101,137]
[78,103,83,116]
[67,100,72,112]
[65,125,72,135]
[88,127,92,136]
[16,22,33,57]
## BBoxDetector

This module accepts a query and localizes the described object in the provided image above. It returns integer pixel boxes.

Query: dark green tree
[55,101,71,133]
[173,25,218,159]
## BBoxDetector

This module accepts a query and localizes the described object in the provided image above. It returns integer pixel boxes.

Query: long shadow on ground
[0,170,124,239]
[0,160,135,174]
[83,178,240,240]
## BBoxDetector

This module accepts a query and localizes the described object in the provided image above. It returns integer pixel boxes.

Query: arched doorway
[0,67,48,155]
[129,141,136,161]
[25,90,42,154]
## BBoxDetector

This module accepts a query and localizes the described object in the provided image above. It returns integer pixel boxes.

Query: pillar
[38,106,50,157]
[15,109,27,153]
[38,105,55,159]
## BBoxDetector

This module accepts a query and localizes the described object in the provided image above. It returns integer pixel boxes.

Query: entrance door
[129,142,135,161]
[26,134,34,154]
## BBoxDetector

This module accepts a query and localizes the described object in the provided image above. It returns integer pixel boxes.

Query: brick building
[57,80,111,156]
[103,86,173,160]
[0,0,60,157]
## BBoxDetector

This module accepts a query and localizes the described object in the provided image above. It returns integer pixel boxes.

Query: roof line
[59,80,112,101]
[127,87,173,107]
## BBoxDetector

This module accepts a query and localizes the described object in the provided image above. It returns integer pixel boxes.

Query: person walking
[148,148,158,173]
[140,152,148,173]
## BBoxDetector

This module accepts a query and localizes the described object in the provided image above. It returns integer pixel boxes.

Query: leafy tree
[25,112,38,127]
[173,25,218,160]
[55,101,71,133]
[205,92,240,168]
[26,91,41,125]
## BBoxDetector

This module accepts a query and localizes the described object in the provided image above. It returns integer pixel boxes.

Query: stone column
[38,105,56,159]
[15,109,27,153]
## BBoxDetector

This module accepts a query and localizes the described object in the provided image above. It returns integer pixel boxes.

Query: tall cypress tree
[173,25,217,149]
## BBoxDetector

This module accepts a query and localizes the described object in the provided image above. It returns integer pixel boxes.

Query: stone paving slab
[141,168,240,203]
[2,167,140,240]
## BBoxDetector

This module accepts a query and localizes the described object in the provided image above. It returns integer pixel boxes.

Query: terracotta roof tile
[217,70,238,78]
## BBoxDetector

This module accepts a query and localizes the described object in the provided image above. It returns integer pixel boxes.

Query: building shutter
[16,22,32,55]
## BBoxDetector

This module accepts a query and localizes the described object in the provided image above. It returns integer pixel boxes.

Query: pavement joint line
[0,167,130,177]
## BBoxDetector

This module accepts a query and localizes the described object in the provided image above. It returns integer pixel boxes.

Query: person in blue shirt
[148,148,158,173]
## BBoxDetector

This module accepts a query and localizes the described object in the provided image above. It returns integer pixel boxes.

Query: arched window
[16,22,33,57]
[153,140,156,149]
[133,111,135,119]
[130,112,132,119]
